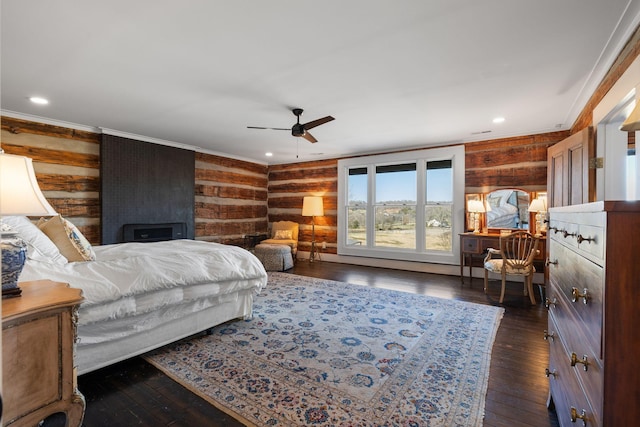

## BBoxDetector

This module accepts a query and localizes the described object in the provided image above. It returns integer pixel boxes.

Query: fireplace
[122,223,187,243]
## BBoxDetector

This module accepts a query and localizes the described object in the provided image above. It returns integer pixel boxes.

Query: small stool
[254,243,294,271]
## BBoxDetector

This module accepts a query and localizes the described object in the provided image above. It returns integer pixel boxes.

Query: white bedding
[7,216,269,373]
[21,239,268,319]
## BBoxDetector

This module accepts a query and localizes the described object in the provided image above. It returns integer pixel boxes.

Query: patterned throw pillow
[2,215,68,264]
[274,229,293,240]
[37,215,96,262]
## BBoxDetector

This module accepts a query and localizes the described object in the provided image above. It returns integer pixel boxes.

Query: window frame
[337,145,465,264]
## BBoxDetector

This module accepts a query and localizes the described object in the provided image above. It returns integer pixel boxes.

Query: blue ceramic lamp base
[1,233,27,298]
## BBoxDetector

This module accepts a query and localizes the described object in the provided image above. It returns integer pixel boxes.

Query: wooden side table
[2,280,85,427]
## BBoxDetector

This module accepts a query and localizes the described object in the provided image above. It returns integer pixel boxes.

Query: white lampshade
[302,196,324,217]
[621,101,640,131]
[0,152,57,216]
[467,199,485,213]
[528,198,547,213]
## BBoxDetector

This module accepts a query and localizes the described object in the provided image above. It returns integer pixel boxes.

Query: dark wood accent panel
[36,173,99,192]
[196,168,267,187]
[101,135,195,244]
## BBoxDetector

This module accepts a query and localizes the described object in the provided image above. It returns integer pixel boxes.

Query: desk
[459,232,546,285]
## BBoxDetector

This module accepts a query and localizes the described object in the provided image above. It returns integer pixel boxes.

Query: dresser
[2,280,85,427]
[546,201,640,426]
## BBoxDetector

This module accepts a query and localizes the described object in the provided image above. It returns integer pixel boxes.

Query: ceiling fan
[248,108,335,143]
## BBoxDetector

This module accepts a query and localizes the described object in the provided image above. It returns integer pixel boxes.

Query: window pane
[375,206,416,248]
[347,206,366,246]
[425,205,452,251]
[348,168,367,206]
[376,163,416,203]
[426,160,452,251]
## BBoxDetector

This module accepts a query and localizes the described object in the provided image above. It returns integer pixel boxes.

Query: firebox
[122,222,187,243]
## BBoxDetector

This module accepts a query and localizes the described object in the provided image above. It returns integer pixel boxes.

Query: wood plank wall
[195,152,268,245]
[1,116,269,247]
[464,131,570,194]
[268,159,338,255]
[1,116,101,243]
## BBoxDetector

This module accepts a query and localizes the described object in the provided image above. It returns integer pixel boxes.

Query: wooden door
[547,127,594,207]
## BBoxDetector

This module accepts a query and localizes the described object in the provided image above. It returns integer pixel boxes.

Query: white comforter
[20,239,268,323]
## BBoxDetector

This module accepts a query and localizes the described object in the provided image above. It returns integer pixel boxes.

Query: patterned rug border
[144,272,505,426]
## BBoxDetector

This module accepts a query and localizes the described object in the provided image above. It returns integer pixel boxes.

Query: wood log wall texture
[1,116,101,243]
[1,116,269,246]
[268,159,338,255]
[195,152,268,245]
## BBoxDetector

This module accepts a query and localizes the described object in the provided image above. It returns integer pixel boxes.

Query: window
[338,146,464,264]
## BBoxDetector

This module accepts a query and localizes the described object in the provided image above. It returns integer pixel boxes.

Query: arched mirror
[485,189,530,229]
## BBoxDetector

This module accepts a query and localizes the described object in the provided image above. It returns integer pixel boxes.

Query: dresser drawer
[548,212,605,264]
[548,241,603,354]
[547,314,601,427]
[460,236,479,253]
[548,300,603,423]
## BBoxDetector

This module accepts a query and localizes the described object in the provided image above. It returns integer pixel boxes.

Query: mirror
[485,189,530,230]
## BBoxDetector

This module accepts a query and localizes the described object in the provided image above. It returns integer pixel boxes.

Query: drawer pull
[545,258,558,267]
[543,330,555,341]
[571,287,589,305]
[570,407,588,425]
[570,352,589,371]
[544,368,557,378]
[563,230,576,238]
[554,228,565,235]
[576,234,595,244]
[548,226,558,233]
[545,297,557,309]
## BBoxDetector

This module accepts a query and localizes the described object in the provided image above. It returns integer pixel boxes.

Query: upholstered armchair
[260,221,299,258]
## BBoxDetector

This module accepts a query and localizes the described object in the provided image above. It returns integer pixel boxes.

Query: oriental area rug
[144,273,504,426]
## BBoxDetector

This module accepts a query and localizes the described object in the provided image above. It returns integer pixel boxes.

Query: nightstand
[2,280,85,427]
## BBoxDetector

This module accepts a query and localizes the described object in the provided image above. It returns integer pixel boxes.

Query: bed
[4,215,268,375]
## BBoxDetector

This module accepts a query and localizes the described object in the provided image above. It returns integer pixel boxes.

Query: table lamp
[528,197,548,236]
[467,200,485,234]
[1,151,57,297]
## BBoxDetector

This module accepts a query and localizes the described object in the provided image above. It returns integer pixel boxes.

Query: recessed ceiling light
[265,152,273,157]
[492,117,505,124]
[29,96,49,105]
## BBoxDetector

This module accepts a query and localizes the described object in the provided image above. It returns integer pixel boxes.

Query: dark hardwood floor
[77,262,560,426]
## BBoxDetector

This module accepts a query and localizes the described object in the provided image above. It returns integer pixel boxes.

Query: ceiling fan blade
[302,116,335,130]
[247,126,290,131]
[302,131,318,143]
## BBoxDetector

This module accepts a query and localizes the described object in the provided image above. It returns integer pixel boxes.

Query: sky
[349,169,452,203]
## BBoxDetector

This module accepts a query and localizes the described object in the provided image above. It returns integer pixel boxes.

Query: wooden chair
[483,231,540,304]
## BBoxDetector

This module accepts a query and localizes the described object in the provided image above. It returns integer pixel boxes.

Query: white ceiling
[2,1,640,164]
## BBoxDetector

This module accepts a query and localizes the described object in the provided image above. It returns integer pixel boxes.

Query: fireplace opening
[122,223,187,243]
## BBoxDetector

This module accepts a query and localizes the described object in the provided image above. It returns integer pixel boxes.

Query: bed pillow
[274,229,293,240]
[37,215,96,262]
[1,215,68,264]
